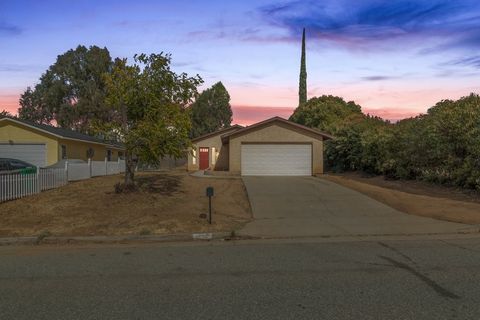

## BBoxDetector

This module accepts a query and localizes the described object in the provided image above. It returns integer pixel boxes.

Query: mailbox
[206,186,214,197]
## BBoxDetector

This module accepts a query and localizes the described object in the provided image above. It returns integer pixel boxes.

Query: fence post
[65,160,69,182]
[105,157,108,175]
[88,158,92,177]
[36,166,40,193]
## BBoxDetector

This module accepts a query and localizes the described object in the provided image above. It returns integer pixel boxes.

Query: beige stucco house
[187,117,333,176]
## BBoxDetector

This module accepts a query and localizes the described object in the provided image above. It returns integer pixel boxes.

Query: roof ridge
[220,117,334,142]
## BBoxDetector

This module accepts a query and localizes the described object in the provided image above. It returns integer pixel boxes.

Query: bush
[114,182,137,194]
[293,93,480,191]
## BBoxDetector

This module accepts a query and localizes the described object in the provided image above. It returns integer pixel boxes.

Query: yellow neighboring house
[0,117,125,167]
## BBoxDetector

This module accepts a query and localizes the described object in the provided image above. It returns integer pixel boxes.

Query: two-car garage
[225,117,332,176]
[241,144,312,176]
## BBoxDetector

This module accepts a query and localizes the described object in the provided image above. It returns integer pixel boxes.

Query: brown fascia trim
[221,116,334,143]
[191,124,244,143]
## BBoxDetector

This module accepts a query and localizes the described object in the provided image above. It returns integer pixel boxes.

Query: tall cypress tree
[299,28,307,106]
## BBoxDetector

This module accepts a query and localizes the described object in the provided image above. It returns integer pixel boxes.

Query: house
[0,117,125,167]
[187,117,333,176]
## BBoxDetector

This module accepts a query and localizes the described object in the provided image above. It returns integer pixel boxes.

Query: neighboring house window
[192,148,197,165]
[118,151,124,160]
[106,149,112,161]
[61,145,67,159]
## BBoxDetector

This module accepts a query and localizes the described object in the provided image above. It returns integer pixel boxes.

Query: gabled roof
[221,116,334,143]
[0,117,124,149]
[191,124,243,143]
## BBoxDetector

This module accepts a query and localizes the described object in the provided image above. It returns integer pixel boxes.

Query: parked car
[0,158,37,174]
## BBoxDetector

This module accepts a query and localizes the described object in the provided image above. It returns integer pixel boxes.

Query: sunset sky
[1,0,480,125]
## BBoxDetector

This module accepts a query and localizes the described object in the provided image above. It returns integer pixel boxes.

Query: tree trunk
[125,151,135,186]
[122,104,136,187]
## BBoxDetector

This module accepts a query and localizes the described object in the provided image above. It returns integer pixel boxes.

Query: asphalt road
[1,236,480,319]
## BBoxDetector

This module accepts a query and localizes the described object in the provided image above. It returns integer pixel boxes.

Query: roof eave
[191,125,244,143]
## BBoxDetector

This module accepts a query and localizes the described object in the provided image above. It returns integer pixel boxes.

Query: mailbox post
[206,186,214,224]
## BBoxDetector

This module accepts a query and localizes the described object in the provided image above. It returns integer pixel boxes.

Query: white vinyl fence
[67,162,91,181]
[91,160,107,177]
[69,158,125,181]
[39,167,68,191]
[0,171,39,202]
[90,159,125,178]
[0,158,126,203]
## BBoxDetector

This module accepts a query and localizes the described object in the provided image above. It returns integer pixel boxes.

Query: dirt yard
[0,170,252,237]
[324,172,480,225]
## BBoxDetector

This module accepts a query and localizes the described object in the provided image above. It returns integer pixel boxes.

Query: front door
[199,147,209,170]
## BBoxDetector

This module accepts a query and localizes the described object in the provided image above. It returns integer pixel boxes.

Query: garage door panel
[241,144,311,176]
[0,144,47,167]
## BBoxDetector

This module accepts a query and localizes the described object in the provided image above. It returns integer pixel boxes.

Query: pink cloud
[232,105,295,125]
[363,108,422,122]
[227,83,297,105]
[0,91,20,114]
[232,104,423,125]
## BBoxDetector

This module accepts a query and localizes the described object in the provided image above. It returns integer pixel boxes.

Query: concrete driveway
[239,176,470,238]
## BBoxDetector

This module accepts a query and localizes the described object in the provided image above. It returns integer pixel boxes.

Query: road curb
[0,232,242,246]
[3,230,478,247]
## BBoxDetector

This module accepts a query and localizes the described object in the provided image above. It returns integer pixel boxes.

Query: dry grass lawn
[0,170,252,237]
[325,173,480,225]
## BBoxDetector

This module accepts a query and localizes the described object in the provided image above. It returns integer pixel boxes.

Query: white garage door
[0,143,47,167]
[241,144,312,176]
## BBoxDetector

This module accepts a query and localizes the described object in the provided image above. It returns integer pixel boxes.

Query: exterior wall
[0,122,59,165]
[187,134,229,171]
[58,138,123,162]
[215,143,229,171]
[229,123,324,175]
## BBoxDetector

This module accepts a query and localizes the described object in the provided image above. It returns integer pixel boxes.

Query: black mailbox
[206,186,214,197]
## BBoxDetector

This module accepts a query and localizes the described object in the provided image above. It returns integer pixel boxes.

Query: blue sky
[1,0,480,124]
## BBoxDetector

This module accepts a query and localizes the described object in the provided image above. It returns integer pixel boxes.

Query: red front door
[199,147,209,170]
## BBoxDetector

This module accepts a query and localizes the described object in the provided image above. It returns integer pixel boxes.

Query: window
[211,147,216,165]
[61,145,67,159]
[192,148,197,165]
[118,151,124,160]
[106,149,112,161]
